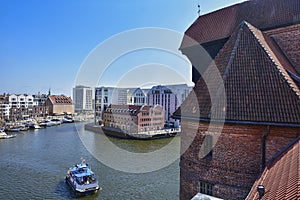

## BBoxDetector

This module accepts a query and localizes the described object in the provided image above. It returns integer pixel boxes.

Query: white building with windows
[95,87,116,120]
[0,104,10,119]
[147,84,193,123]
[8,94,35,109]
[166,84,193,106]
[147,85,177,123]
[33,93,48,106]
[95,87,148,120]
[129,88,148,105]
[73,85,93,112]
[95,84,192,123]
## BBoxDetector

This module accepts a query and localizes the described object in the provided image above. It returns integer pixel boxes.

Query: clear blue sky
[0,0,245,96]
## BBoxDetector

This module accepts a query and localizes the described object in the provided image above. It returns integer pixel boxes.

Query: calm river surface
[0,122,180,200]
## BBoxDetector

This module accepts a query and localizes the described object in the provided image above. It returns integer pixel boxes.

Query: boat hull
[65,176,100,195]
[101,126,179,140]
[0,134,16,139]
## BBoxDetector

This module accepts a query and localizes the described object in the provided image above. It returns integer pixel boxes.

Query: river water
[0,122,180,200]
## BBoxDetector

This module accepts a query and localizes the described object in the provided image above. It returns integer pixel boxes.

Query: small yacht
[51,118,62,125]
[39,119,55,127]
[0,129,16,139]
[65,159,100,195]
[27,122,42,129]
[62,117,74,123]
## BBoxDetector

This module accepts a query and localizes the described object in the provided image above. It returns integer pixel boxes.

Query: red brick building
[174,0,300,199]
[45,95,74,115]
[8,106,49,120]
[103,104,164,133]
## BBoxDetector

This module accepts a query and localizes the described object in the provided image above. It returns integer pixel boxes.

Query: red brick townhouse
[103,104,164,133]
[173,0,300,199]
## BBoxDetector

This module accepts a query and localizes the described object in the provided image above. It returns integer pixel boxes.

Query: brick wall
[52,104,74,115]
[103,111,138,132]
[180,119,300,200]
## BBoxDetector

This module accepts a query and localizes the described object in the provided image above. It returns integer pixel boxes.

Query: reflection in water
[77,124,180,174]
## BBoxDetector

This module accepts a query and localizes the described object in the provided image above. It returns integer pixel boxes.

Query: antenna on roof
[197,4,201,16]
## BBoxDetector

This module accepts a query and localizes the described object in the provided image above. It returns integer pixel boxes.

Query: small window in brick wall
[199,181,214,196]
[203,134,213,158]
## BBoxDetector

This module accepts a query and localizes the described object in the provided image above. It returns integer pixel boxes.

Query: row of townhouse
[0,94,74,121]
[0,94,48,121]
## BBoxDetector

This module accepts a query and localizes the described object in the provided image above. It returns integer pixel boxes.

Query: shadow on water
[107,135,175,153]
[55,179,75,199]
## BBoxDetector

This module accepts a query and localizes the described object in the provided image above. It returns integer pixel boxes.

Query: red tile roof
[48,95,73,105]
[105,105,162,116]
[246,137,300,200]
[105,105,142,116]
[181,0,300,49]
[175,21,300,123]
[265,24,300,74]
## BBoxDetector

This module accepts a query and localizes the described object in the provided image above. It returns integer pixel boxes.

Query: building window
[203,134,213,158]
[199,181,213,196]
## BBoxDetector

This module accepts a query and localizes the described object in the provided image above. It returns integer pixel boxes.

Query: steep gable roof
[181,0,300,49]
[131,88,147,97]
[246,137,300,200]
[175,21,300,124]
[48,95,73,105]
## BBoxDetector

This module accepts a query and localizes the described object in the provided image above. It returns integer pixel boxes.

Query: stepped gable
[176,21,300,123]
[246,137,300,200]
[181,0,300,49]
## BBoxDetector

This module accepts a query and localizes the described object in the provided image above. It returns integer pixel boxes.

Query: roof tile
[246,137,300,200]
[176,21,300,124]
[48,95,73,105]
[181,0,300,49]
[265,24,300,74]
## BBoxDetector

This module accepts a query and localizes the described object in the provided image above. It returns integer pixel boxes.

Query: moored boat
[19,125,29,131]
[51,118,62,125]
[39,120,55,127]
[0,131,16,139]
[65,159,100,195]
[38,122,47,128]
[62,117,74,123]
[27,122,42,129]
[5,127,21,132]
[33,124,42,129]
[31,124,42,129]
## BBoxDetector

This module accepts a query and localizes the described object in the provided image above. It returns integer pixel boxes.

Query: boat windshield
[75,174,97,185]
